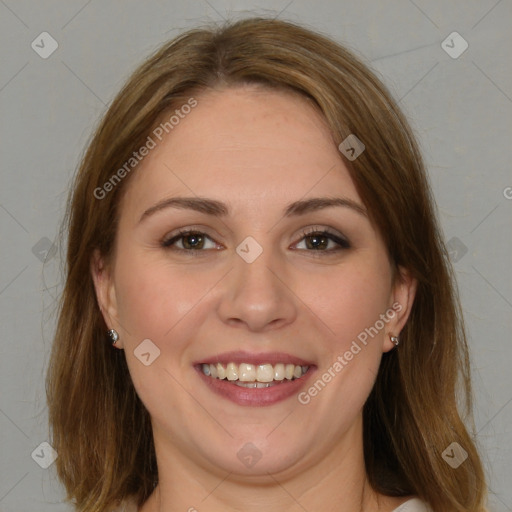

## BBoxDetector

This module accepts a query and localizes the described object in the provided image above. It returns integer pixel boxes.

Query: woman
[46,17,488,512]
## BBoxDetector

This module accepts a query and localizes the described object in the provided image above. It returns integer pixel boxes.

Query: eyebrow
[138,196,367,223]
[284,197,367,218]
[139,197,228,223]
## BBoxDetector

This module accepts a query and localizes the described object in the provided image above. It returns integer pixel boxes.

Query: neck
[147,472,379,512]
[139,415,396,512]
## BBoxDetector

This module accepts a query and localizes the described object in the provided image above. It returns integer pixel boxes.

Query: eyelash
[296,227,351,252]
[161,229,219,254]
[161,227,351,255]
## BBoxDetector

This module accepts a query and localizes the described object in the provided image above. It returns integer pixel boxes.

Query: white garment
[116,499,137,512]
[117,496,431,511]
[392,497,432,511]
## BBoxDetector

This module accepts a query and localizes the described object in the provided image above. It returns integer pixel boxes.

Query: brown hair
[46,17,488,512]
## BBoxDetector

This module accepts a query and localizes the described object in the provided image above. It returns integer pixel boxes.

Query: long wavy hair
[46,17,488,512]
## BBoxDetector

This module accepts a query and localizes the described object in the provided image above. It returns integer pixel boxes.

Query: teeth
[201,362,309,383]
[216,363,226,379]
[235,381,274,388]
[239,363,256,382]
[256,364,274,382]
[226,362,238,381]
[274,363,285,381]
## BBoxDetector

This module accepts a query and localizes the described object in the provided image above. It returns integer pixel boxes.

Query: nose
[216,245,298,332]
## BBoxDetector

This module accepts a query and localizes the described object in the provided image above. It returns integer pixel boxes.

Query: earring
[390,335,400,347]
[107,329,119,346]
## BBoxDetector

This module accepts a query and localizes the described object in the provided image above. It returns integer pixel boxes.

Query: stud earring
[107,329,119,346]
[390,335,400,347]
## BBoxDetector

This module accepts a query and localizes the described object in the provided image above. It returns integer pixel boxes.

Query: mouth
[200,362,309,388]
[194,352,316,406]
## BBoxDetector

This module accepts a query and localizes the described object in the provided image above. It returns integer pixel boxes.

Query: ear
[90,249,124,349]
[382,265,418,353]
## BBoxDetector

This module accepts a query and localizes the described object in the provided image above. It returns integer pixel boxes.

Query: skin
[92,85,417,512]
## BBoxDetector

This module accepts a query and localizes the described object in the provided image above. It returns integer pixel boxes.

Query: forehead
[120,86,360,218]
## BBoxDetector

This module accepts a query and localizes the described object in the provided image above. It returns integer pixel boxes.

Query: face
[92,86,416,480]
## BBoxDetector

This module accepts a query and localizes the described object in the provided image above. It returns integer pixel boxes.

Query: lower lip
[195,366,316,406]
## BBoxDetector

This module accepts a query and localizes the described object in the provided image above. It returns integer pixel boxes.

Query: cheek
[113,253,210,409]
[294,263,392,429]
[113,251,221,342]
[304,265,391,344]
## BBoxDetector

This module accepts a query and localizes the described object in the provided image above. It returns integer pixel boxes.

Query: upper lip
[194,350,315,367]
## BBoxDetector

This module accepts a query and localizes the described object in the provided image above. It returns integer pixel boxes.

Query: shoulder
[392,497,433,512]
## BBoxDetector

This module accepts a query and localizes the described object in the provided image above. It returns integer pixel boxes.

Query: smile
[201,362,309,388]
[195,352,316,406]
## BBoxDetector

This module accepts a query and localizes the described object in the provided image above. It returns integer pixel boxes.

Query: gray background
[0,1,511,511]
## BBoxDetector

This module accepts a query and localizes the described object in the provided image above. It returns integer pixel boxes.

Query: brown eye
[162,230,217,251]
[181,233,205,249]
[305,233,330,250]
[294,229,351,252]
